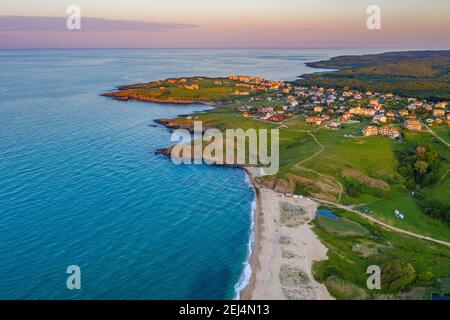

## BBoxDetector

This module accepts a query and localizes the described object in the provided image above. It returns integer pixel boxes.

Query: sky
[0,0,449,48]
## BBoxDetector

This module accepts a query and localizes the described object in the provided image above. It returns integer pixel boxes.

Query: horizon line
[1,47,449,50]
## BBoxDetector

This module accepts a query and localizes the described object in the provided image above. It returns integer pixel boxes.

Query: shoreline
[152,127,334,300]
[105,79,335,300]
[233,169,257,300]
[240,167,333,300]
[239,167,262,300]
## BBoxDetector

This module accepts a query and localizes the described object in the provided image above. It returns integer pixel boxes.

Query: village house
[233,90,249,96]
[306,117,322,125]
[408,102,422,110]
[314,106,323,113]
[328,121,341,128]
[228,75,264,84]
[341,112,351,121]
[369,99,380,107]
[379,126,400,139]
[362,126,379,137]
[433,109,446,117]
[184,84,199,90]
[399,109,409,117]
[405,119,422,131]
[362,126,400,139]
[270,114,285,122]
[342,91,352,97]
[349,107,376,117]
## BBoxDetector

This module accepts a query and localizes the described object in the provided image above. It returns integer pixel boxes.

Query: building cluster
[228,75,284,92]
[157,76,449,136]
[362,125,401,139]
[234,76,448,136]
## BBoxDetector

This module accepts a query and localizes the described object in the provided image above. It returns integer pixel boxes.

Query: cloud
[0,16,198,32]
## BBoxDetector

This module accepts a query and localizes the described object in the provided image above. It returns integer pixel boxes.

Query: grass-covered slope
[103,77,244,104]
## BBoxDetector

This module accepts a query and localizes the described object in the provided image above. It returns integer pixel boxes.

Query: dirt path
[297,133,325,166]
[294,131,345,202]
[437,169,449,186]
[282,124,449,247]
[424,125,450,148]
[312,198,450,247]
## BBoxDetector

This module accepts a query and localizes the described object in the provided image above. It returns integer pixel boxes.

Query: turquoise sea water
[0,48,386,299]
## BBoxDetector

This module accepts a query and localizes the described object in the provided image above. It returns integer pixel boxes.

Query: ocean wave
[234,172,257,300]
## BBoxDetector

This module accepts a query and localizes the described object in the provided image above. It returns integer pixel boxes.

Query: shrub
[325,277,368,300]
[381,260,417,292]
[417,271,434,283]
[312,261,335,283]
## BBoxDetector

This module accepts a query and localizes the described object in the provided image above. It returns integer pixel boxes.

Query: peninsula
[103,50,450,300]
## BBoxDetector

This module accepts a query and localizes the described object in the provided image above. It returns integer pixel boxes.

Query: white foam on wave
[233,172,257,300]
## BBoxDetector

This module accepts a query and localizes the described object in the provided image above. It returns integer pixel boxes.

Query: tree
[414,160,429,175]
[382,260,416,292]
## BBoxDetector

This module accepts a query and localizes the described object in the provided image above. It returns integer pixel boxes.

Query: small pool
[316,209,340,220]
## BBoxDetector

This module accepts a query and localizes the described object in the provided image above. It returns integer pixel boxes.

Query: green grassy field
[364,196,450,242]
[133,80,241,102]
[313,208,450,300]
[163,99,450,242]
[190,107,449,241]
[431,127,450,145]
[275,120,450,241]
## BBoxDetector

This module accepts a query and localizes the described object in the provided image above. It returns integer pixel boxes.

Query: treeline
[395,142,449,223]
[297,78,449,100]
[396,142,440,189]
[298,51,450,100]
[416,196,450,223]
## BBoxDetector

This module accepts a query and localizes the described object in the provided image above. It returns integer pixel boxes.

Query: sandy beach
[241,167,333,300]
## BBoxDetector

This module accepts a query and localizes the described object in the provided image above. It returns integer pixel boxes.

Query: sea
[0,48,388,299]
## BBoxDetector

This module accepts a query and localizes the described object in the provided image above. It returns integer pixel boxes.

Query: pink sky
[1,0,449,48]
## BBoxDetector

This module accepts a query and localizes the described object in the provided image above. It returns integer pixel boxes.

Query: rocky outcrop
[154,118,196,131]
[155,146,174,157]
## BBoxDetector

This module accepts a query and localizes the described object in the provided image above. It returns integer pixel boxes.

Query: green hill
[298,50,450,100]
